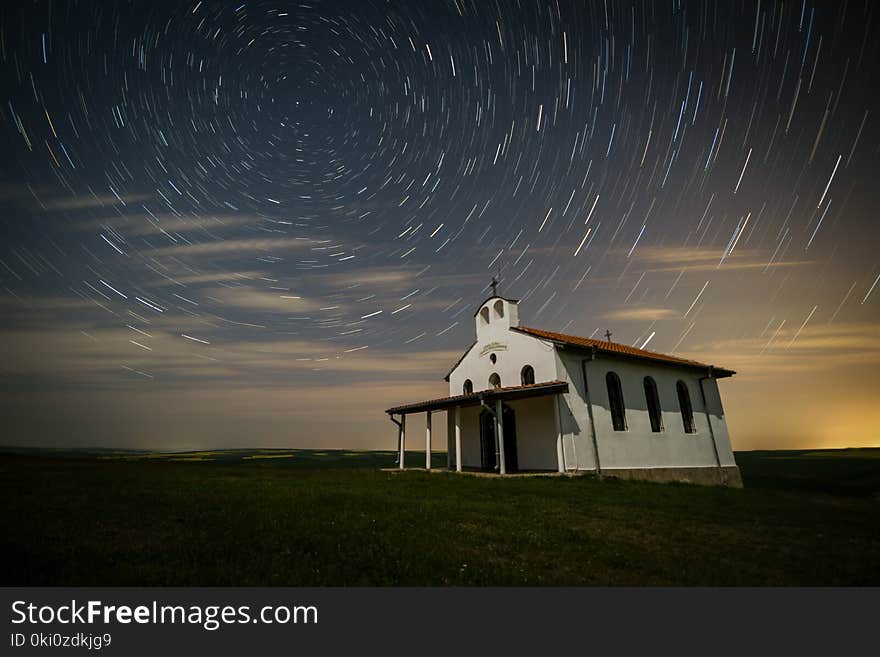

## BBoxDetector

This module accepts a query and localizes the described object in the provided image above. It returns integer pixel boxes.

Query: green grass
[1,448,878,586]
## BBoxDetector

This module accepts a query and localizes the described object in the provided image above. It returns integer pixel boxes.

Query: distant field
[734,448,880,496]
[1,447,878,586]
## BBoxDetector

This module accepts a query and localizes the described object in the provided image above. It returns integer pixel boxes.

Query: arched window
[463,379,473,395]
[521,365,535,386]
[606,372,627,431]
[479,306,490,326]
[643,376,663,432]
[489,373,501,389]
[493,299,505,319]
[677,380,696,433]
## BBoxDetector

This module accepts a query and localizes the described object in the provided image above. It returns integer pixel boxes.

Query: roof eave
[386,380,569,415]
[512,327,734,376]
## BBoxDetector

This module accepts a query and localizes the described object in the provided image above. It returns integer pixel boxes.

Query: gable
[444,326,559,394]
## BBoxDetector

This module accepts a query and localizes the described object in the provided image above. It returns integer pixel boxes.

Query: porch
[384,380,569,475]
[381,466,588,478]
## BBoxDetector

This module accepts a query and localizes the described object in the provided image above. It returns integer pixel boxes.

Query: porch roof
[385,380,569,415]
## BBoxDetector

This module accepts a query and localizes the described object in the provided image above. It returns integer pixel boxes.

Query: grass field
[1,447,879,586]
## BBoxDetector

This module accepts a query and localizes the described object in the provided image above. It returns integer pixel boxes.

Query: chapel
[386,289,742,487]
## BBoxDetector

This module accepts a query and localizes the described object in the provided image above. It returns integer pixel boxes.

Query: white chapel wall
[700,377,736,466]
[554,350,599,471]
[453,405,483,469]
[583,356,729,469]
[508,395,559,471]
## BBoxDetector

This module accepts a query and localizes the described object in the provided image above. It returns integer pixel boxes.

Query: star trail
[1,0,878,450]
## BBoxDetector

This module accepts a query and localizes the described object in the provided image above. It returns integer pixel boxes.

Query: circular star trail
[1,1,879,449]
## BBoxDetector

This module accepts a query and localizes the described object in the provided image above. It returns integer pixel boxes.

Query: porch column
[425,410,432,470]
[554,394,565,473]
[454,406,462,472]
[398,414,406,470]
[495,399,506,475]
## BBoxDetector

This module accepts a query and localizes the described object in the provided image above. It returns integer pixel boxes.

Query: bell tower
[474,277,519,339]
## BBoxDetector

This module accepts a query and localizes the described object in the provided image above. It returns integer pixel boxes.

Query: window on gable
[521,365,535,386]
[677,380,696,433]
[643,376,663,432]
[463,379,473,395]
[606,371,627,431]
[489,373,501,389]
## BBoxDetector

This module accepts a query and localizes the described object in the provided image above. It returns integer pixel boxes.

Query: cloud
[635,246,732,264]
[41,193,154,211]
[215,342,462,378]
[202,285,322,313]
[685,322,880,378]
[0,294,106,328]
[316,267,419,291]
[603,307,679,321]
[82,213,261,236]
[144,270,267,287]
[632,246,813,273]
[145,236,321,258]
[0,185,152,212]
[0,294,95,314]
[0,320,462,386]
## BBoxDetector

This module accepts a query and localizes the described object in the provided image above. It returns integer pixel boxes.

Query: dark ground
[1,447,878,585]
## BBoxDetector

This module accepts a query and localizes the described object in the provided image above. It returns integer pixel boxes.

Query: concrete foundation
[388,464,744,488]
[601,465,743,488]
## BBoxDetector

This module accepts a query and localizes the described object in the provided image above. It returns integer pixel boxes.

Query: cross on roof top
[490,275,499,297]
[604,329,613,342]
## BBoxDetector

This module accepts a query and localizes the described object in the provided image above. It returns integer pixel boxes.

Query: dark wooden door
[502,405,518,473]
[480,406,518,472]
[479,409,496,471]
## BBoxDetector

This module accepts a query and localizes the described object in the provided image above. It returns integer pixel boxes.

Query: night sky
[1,0,878,451]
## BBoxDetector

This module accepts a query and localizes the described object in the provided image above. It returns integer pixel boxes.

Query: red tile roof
[511,326,735,377]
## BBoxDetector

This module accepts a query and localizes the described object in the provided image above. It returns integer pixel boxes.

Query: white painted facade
[432,295,740,484]
[553,351,736,472]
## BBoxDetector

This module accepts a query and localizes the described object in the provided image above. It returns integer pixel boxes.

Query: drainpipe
[389,413,403,465]
[479,395,500,472]
[580,347,601,475]
[698,367,723,470]
[553,393,566,472]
